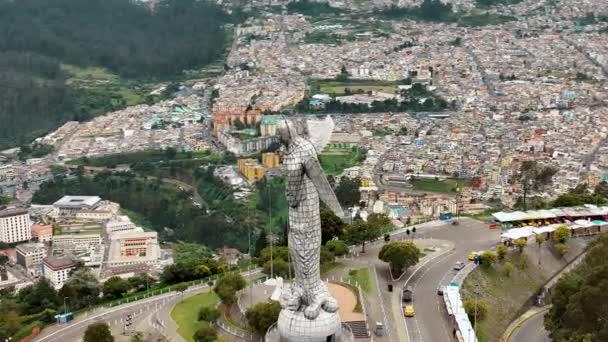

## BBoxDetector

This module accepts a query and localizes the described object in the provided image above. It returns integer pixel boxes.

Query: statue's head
[277,117,308,146]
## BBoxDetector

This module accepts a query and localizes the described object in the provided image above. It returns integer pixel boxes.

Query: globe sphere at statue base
[265,308,353,342]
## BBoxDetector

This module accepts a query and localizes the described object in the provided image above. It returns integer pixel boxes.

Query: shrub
[555,243,570,256]
[496,244,507,262]
[503,262,513,277]
[194,322,217,342]
[198,306,220,322]
[480,250,497,267]
[517,254,529,269]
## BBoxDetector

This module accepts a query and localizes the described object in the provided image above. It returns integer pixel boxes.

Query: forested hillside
[0,0,231,149]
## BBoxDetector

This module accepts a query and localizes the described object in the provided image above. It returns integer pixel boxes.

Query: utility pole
[268,185,274,279]
[473,283,480,338]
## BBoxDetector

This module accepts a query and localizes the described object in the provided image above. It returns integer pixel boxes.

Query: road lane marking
[402,247,453,342]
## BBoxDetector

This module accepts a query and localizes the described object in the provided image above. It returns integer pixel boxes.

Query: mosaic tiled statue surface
[276,117,346,342]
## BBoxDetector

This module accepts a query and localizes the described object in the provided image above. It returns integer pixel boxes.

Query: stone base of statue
[265,309,354,342]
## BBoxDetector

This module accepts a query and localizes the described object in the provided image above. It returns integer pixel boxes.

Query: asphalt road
[510,310,551,342]
[34,269,262,342]
[35,292,180,342]
[399,218,501,342]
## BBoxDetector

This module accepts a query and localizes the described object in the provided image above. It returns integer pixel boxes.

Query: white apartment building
[107,231,160,267]
[105,216,138,234]
[43,255,77,289]
[53,196,101,217]
[0,208,32,243]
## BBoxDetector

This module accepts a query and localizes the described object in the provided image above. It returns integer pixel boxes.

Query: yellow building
[238,159,265,182]
[262,152,280,168]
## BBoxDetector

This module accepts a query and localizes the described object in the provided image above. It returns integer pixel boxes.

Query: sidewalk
[501,306,551,342]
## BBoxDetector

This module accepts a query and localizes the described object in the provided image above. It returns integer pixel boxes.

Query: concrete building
[0,207,32,243]
[260,115,285,136]
[53,196,102,217]
[52,234,102,254]
[107,231,160,267]
[31,223,53,242]
[238,159,265,182]
[43,255,77,289]
[16,242,46,277]
[105,216,138,234]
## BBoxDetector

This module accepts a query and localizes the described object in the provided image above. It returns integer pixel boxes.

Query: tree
[334,177,361,207]
[463,298,488,322]
[367,213,393,235]
[214,273,246,305]
[514,238,527,253]
[193,322,217,342]
[84,322,113,342]
[553,226,570,244]
[103,277,131,300]
[264,259,291,279]
[545,234,608,341]
[535,234,545,265]
[496,244,507,262]
[344,219,382,253]
[512,161,557,211]
[325,239,349,256]
[503,262,513,277]
[59,268,100,311]
[255,230,268,257]
[320,208,346,244]
[245,300,281,335]
[480,250,497,267]
[198,306,220,322]
[18,278,59,314]
[320,247,335,265]
[378,241,420,275]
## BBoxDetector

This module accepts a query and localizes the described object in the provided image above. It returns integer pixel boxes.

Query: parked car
[402,286,413,302]
[453,261,466,270]
[404,305,415,317]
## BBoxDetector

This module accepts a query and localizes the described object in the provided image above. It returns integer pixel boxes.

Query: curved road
[33,269,262,342]
[510,310,551,342]
[394,218,501,342]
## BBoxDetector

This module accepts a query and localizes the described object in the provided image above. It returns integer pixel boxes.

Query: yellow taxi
[404,305,415,317]
[468,251,477,261]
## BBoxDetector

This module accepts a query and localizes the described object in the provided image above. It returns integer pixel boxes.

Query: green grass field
[319,147,365,176]
[171,292,219,342]
[348,268,375,294]
[313,80,400,96]
[63,65,152,106]
[411,178,469,194]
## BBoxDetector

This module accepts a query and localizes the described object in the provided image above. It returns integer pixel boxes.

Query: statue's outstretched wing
[304,157,344,219]
[306,115,334,153]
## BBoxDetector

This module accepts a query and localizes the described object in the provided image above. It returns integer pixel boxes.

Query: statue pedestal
[265,309,347,342]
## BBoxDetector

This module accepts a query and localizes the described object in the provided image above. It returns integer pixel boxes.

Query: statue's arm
[303,156,344,218]
[286,159,304,208]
